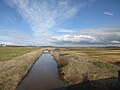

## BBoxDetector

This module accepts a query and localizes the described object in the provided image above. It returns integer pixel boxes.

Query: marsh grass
[0,48,42,90]
[51,47,120,89]
[63,47,120,62]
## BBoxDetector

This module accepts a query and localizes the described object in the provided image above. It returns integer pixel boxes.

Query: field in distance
[63,47,120,62]
[0,47,41,62]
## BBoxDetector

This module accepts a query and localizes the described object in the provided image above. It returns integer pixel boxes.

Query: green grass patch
[0,47,40,62]
[91,61,113,69]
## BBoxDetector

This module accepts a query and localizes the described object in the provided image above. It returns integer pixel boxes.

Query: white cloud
[6,0,78,37]
[3,1,120,46]
[57,29,75,33]
[104,12,114,16]
[51,28,120,45]
[51,34,96,43]
[0,41,15,45]
[111,41,120,43]
[0,29,39,46]
[74,35,96,41]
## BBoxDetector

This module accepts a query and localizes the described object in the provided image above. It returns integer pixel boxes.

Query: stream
[17,51,65,90]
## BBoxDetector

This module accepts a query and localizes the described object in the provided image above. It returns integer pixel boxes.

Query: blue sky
[0,0,120,46]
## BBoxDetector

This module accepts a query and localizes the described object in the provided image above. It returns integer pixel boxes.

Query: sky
[0,0,120,46]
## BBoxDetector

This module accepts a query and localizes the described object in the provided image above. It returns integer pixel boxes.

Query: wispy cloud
[0,29,31,39]
[104,12,114,16]
[3,0,119,46]
[6,0,78,37]
[0,29,37,45]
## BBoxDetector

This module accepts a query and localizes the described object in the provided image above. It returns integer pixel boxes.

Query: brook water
[17,51,65,90]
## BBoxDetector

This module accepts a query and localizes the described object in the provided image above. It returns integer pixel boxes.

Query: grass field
[51,47,120,89]
[1,47,120,90]
[63,47,120,62]
[0,47,42,90]
[0,47,41,62]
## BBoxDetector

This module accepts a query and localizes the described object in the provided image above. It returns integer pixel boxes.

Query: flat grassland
[0,47,42,90]
[0,47,41,62]
[63,47,120,62]
[51,47,120,90]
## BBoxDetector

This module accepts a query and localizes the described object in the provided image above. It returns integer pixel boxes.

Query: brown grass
[63,47,120,62]
[0,49,42,90]
[51,49,90,85]
[60,57,89,85]
[50,47,120,89]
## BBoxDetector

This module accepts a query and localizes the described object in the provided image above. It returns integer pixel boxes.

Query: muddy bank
[17,51,65,90]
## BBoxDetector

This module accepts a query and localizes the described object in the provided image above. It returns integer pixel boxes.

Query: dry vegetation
[51,47,120,90]
[0,47,42,90]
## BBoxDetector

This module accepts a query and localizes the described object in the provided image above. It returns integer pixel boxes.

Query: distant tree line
[0,44,37,47]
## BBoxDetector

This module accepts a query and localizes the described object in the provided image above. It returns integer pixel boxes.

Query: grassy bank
[51,47,120,90]
[0,47,42,90]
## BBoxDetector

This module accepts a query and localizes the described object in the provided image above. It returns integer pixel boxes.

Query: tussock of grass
[51,49,89,85]
[50,50,69,67]
[60,58,89,85]
[0,49,42,90]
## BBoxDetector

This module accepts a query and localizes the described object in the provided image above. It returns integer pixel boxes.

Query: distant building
[0,44,6,47]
